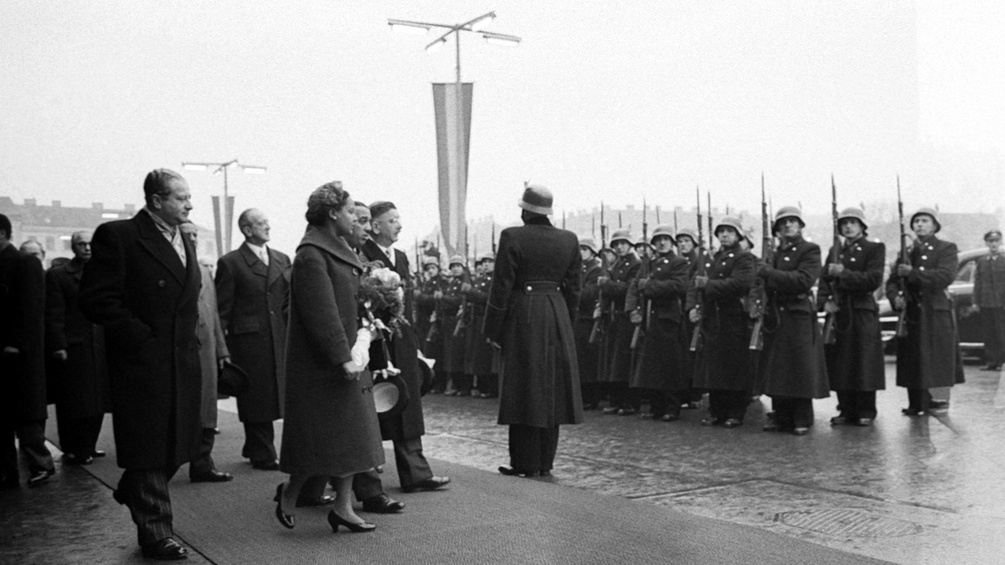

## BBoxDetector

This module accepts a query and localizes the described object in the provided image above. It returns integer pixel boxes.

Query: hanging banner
[432,82,473,258]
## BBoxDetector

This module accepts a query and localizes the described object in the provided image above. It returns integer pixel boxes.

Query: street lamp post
[388,11,520,257]
[181,159,266,256]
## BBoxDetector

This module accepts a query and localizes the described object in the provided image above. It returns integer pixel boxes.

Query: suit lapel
[266,248,285,287]
[239,243,268,278]
[135,212,186,284]
[363,240,393,269]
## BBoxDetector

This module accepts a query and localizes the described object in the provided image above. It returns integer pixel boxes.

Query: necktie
[259,248,269,266]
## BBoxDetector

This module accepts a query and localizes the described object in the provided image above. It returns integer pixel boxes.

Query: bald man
[216,208,291,470]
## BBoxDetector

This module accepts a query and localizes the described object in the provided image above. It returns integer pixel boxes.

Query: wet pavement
[1,356,1002,564]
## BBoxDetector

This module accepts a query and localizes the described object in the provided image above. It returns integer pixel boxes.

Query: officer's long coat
[598,252,640,383]
[438,274,466,374]
[215,243,290,423]
[818,237,887,392]
[483,216,583,428]
[626,252,690,390]
[79,212,202,469]
[574,256,602,384]
[45,258,110,420]
[886,235,961,389]
[757,236,830,399]
[685,243,755,391]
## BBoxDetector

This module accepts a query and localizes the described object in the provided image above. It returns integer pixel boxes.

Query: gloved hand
[345,327,373,379]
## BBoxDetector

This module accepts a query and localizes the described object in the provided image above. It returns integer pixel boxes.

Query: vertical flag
[433,82,473,258]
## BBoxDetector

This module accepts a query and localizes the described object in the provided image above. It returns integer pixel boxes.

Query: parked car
[878,247,988,358]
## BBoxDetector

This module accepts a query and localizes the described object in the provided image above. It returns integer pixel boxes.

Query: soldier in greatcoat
[686,217,755,428]
[216,209,291,470]
[598,229,641,415]
[575,238,603,409]
[484,185,582,478]
[465,252,500,398]
[756,207,830,435]
[414,257,443,360]
[45,230,110,465]
[626,226,690,420]
[886,208,960,415]
[675,227,704,410]
[437,256,468,394]
[973,229,1005,371]
[818,207,886,426]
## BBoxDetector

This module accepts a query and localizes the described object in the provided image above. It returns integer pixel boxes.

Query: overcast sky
[2,1,1003,254]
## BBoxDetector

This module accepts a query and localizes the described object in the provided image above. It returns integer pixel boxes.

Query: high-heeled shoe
[327,510,376,533]
[273,483,295,529]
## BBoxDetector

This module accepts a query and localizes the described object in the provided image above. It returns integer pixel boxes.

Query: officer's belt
[519,281,562,295]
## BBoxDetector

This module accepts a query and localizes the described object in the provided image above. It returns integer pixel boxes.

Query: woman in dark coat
[757,207,830,435]
[627,226,690,420]
[275,181,384,533]
[818,207,886,426]
[886,208,960,415]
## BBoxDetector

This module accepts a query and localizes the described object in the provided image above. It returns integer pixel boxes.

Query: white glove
[349,327,372,371]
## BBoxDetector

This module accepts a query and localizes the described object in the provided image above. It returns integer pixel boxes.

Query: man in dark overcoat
[1,214,55,488]
[973,229,1005,371]
[818,207,886,426]
[756,207,830,435]
[484,185,583,478]
[179,223,233,483]
[886,207,960,415]
[356,201,448,506]
[45,230,110,465]
[574,238,602,409]
[436,257,467,394]
[675,228,704,409]
[215,208,291,470]
[626,226,691,420]
[464,252,499,398]
[78,169,201,560]
[414,257,444,360]
[598,229,640,415]
[686,217,756,428]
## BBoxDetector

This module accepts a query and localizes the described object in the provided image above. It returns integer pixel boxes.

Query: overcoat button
[851,258,856,262]
[158,280,166,288]
[783,257,791,261]
[919,267,926,271]
[526,286,532,292]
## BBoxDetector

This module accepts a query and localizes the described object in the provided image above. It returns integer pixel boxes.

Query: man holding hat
[817,207,886,426]
[626,226,691,420]
[686,216,756,428]
[463,252,500,398]
[755,206,829,435]
[974,229,1005,371]
[575,238,603,409]
[484,184,582,478]
[598,228,641,415]
[886,208,960,415]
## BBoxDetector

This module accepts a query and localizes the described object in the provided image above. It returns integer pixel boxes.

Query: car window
[955,259,975,284]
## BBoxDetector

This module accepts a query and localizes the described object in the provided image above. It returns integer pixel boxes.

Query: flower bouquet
[358,262,408,337]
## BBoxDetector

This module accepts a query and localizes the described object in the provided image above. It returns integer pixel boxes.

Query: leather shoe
[361,494,405,513]
[402,476,450,493]
[662,414,679,422]
[64,453,94,465]
[601,407,620,415]
[27,469,54,487]
[498,466,538,478]
[830,416,851,426]
[190,470,233,483]
[901,407,923,416]
[91,450,107,458]
[722,418,743,428]
[296,494,335,507]
[854,418,874,427]
[792,427,810,436]
[251,459,280,471]
[701,417,721,426]
[141,537,188,560]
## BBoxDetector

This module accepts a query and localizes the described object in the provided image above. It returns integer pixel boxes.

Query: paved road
[1,357,1001,564]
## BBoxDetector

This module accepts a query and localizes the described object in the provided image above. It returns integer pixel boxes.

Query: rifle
[631,199,652,349]
[895,175,908,338]
[707,191,714,255]
[452,226,470,337]
[491,222,497,254]
[821,174,840,344]
[749,174,773,350]
[590,202,609,343]
[689,187,707,352]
